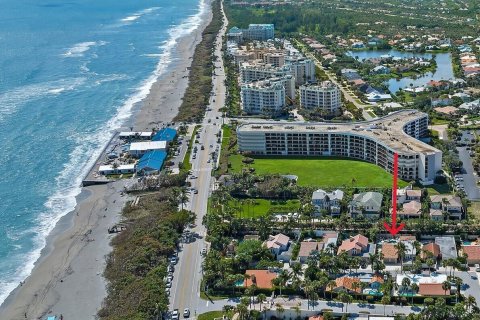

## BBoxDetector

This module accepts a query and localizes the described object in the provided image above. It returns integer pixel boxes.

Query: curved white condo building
[237,110,442,185]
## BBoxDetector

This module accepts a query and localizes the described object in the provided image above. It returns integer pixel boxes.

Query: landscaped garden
[229,155,407,188]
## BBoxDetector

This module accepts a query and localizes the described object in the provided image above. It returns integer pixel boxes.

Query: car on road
[167,275,173,282]
[475,264,480,272]
[194,189,198,194]
[201,248,207,255]
[168,265,174,272]
[170,257,178,265]
[207,159,211,163]
[190,175,197,179]
[183,308,190,318]
[172,309,179,320]
[165,281,172,288]
[165,288,170,296]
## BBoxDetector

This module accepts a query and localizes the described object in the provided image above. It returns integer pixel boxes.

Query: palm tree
[426,258,435,275]
[257,293,267,312]
[319,275,329,299]
[466,295,477,313]
[394,241,407,272]
[327,280,337,300]
[442,280,451,296]
[454,276,463,302]
[381,295,391,315]
[401,277,411,295]
[275,269,290,296]
[410,283,419,304]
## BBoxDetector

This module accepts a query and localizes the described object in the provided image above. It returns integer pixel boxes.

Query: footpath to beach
[0,1,214,319]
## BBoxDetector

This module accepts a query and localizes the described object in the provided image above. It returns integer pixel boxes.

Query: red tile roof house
[421,242,441,260]
[461,245,480,265]
[327,277,362,294]
[337,234,369,256]
[298,241,324,263]
[244,270,277,289]
[419,283,450,296]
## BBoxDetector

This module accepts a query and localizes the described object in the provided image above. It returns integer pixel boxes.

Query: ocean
[0,0,205,305]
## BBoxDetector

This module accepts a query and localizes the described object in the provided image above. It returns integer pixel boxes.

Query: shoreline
[0,0,213,318]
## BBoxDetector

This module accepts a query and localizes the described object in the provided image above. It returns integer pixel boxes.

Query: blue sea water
[0,0,206,304]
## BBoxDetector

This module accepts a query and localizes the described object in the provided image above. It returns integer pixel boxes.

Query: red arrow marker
[384,153,405,236]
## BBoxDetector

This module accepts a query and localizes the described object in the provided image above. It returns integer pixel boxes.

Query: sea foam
[0,0,208,307]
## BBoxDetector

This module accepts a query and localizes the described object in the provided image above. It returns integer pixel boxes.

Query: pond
[346,50,455,93]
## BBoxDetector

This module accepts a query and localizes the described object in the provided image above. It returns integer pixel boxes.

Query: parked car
[183,308,190,318]
[172,309,179,320]
[475,264,480,272]
[201,248,207,256]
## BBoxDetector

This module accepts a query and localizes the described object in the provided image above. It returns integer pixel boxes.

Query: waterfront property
[128,141,167,158]
[300,81,342,117]
[228,24,274,43]
[236,110,442,184]
[240,77,291,115]
[136,150,167,175]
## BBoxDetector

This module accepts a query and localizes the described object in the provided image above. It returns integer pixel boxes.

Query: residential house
[349,192,383,219]
[419,283,450,296]
[397,200,422,219]
[421,242,441,260]
[381,240,416,264]
[435,236,458,260]
[244,270,277,289]
[337,234,375,260]
[352,42,365,49]
[461,245,480,265]
[371,65,390,74]
[459,99,480,112]
[430,195,463,220]
[397,188,422,204]
[322,232,339,254]
[312,189,344,215]
[429,209,444,221]
[431,97,452,107]
[265,233,291,260]
[329,277,362,293]
[298,241,323,263]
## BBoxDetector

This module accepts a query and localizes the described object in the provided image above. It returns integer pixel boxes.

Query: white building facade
[241,79,286,115]
[300,81,342,117]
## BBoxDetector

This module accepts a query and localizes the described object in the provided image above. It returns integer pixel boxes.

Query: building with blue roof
[152,127,177,142]
[136,150,167,175]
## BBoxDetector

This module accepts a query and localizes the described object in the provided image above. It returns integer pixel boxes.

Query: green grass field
[229,199,301,218]
[198,311,223,320]
[231,155,407,188]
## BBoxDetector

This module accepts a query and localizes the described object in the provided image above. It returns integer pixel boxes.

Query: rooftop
[244,270,277,289]
[238,110,439,154]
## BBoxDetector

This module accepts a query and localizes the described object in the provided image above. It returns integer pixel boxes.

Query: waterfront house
[152,127,177,142]
[128,141,167,157]
[98,164,135,175]
[136,150,167,175]
[371,65,390,74]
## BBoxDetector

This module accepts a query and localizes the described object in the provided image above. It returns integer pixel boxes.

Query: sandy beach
[0,1,213,319]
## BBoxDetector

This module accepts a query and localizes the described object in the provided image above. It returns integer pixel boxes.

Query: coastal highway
[169,1,228,316]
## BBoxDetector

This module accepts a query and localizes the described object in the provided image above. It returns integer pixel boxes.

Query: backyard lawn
[231,155,407,188]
